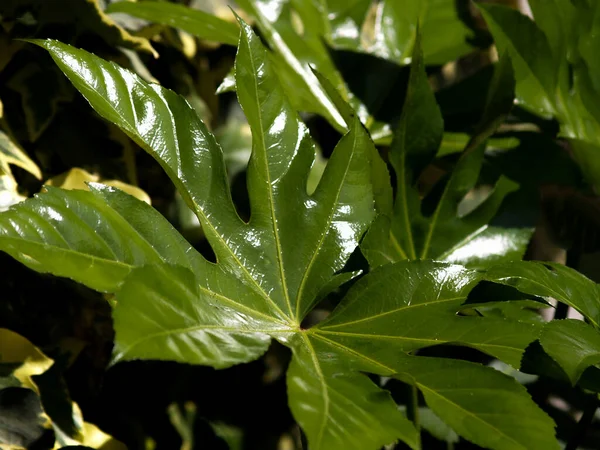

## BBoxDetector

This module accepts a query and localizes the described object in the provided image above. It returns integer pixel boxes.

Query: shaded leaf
[0,0,156,56]
[540,319,600,385]
[0,130,41,179]
[394,357,560,450]
[362,39,528,267]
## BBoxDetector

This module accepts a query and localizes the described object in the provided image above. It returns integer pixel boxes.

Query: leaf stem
[565,396,598,450]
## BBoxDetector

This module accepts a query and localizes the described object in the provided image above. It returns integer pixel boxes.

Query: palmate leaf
[361,36,532,268]
[0,21,559,450]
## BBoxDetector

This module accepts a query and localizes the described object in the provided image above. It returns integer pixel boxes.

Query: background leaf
[106,1,240,46]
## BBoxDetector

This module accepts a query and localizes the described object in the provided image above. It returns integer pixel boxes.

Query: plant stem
[554,248,582,320]
[407,384,421,447]
[565,396,598,450]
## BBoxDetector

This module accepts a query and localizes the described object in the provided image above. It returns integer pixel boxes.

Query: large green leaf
[287,342,419,450]
[113,264,274,368]
[18,25,408,449]
[361,39,531,267]
[106,1,239,46]
[1,22,560,449]
[539,319,600,385]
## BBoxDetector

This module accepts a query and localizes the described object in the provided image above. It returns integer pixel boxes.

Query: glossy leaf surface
[0,20,562,449]
[311,261,540,369]
[0,184,202,292]
[287,345,419,450]
[21,25,413,450]
[113,264,274,368]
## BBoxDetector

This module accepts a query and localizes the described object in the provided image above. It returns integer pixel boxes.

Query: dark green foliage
[1,2,600,450]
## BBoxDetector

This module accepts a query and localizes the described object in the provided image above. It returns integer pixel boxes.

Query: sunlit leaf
[0,184,203,292]
[0,18,561,450]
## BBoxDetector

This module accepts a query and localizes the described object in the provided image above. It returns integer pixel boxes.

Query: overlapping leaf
[0,21,405,449]
[485,261,600,389]
[0,19,560,450]
[0,329,126,449]
[480,2,600,189]
[106,1,239,46]
[540,319,600,385]
[0,184,204,292]
[361,37,532,267]
[485,261,600,327]
[0,129,41,210]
